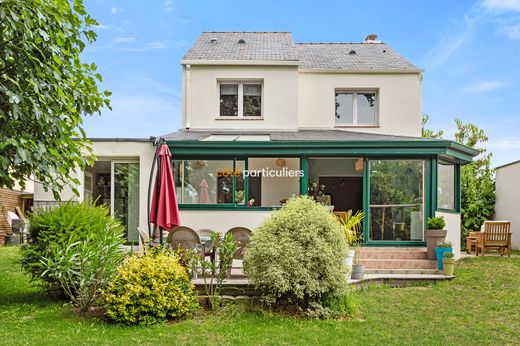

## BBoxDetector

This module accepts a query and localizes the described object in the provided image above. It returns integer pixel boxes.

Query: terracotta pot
[424,229,447,260]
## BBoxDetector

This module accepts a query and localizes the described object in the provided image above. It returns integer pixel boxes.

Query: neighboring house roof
[182,31,419,71]
[496,159,520,170]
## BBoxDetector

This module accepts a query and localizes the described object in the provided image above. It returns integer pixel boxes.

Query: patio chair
[137,227,150,255]
[196,228,216,262]
[226,227,252,278]
[167,226,201,253]
[227,227,252,260]
[475,221,512,257]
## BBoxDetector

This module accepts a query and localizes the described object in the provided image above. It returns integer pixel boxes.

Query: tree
[453,119,495,238]
[421,114,444,139]
[422,115,495,244]
[0,0,111,198]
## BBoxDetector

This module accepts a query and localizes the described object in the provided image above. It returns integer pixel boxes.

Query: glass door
[111,161,140,244]
[368,160,425,241]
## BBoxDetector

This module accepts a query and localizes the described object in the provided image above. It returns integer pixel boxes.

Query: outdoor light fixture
[276,158,286,167]
[355,159,364,172]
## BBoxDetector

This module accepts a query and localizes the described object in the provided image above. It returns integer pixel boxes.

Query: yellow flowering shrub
[103,250,198,325]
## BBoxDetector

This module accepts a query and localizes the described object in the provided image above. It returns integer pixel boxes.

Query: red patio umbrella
[150,143,180,244]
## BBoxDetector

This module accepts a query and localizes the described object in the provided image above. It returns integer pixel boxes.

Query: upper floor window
[219,81,262,117]
[335,90,378,126]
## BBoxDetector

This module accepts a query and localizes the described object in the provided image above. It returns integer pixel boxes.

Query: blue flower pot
[435,247,452,270]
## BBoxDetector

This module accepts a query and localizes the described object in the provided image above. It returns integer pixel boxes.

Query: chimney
[364,34,380,43]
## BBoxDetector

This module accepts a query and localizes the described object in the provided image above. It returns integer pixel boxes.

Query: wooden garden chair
[475,221,512,257]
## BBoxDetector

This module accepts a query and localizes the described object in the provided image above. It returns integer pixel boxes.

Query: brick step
[359,250,428,260]
[359,259,438,270]
[365,269,442,275]
[359,247,427,252]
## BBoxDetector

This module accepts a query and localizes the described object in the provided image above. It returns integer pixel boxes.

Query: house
[34,32,477,261]
[0,180,33,243]
[495,160,519,249]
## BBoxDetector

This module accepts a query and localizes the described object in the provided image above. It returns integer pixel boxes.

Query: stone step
[365,269,442,275]
[359,259,438,270]
[359,250,428,260]
[360,247,427,252]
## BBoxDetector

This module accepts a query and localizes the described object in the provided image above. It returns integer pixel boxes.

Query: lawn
[1,246,519,345]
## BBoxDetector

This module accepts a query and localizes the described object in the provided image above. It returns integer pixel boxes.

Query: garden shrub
[103,249,198,325]
[244,196,349,317]
[21,201,126,311]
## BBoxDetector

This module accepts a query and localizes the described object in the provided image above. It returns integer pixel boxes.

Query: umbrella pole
[160,228,164,246]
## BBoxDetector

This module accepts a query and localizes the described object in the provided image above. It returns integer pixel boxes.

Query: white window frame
[217,80,263,119]
[334,89,379,127]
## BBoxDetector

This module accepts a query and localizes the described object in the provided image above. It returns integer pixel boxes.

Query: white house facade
[34,32,478,257]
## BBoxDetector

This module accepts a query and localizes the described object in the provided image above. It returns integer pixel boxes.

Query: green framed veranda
[165,130,478,246]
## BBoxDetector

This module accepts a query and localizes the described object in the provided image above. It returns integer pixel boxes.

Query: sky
[81,0,520,167]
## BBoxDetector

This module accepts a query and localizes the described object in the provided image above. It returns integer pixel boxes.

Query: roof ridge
[296,42,385,45]
[202,31,292,33]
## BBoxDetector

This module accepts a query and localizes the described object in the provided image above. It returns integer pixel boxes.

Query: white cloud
[423,14,478,69]
[464,80,507,93]
[165,0,175,11]
[482,0,520,12]
[94,23,109,30]
[119,41,168,52]
[111,36,136,44]
[146,42,167,49]
[499,22,520,39]
[110,7,123,14]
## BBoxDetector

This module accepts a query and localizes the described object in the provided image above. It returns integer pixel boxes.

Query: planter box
[424,229,447,260]
[435,247,452,270]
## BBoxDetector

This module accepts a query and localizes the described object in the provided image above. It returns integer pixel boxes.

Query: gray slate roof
[182,32,418,71]
[183,32,299,62]
[163,129,426,142]
[297,43,416,70]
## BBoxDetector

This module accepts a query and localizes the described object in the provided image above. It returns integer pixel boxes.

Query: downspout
[185,64,191,129]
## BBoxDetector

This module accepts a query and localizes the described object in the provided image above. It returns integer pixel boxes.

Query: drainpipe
[185,64,191,129]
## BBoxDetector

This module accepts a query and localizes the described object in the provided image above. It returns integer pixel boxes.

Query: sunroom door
[111,161,140,244]
[368,159,425,242]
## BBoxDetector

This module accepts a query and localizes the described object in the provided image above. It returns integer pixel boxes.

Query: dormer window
[335,90,378,126]
[219,81,263,118]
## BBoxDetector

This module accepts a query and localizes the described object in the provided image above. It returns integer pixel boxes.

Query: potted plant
[350,244,365,280]
[339,210,364,279]
[425,216,447,260]
[435,241,453,270]
[442,251,455,276]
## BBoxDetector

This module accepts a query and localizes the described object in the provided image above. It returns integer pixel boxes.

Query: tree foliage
[422,115,495,241]
[0,0,110,197]
[453,119,495,236]
[422,114,444,139]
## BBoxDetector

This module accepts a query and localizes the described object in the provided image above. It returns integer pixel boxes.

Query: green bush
[103,249,198,325]
[244,196,348,317]
[427,216,446,230]
[21,201,126,311]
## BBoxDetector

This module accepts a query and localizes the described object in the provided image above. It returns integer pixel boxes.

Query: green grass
[1,246,519,345]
